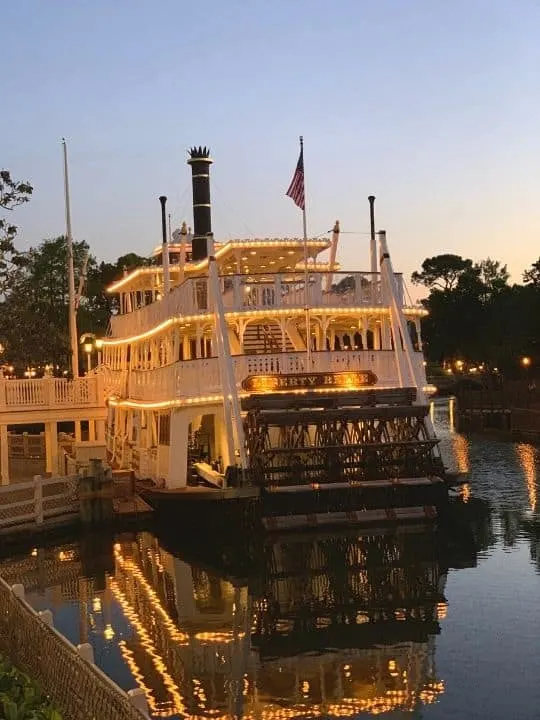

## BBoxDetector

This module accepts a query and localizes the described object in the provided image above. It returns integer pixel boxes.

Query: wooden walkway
[456,383,540,436]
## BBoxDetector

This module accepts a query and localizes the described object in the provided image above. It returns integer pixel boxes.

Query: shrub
[0,654,62,720]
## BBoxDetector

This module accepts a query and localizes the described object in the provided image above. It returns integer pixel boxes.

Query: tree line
[413,254,540,376]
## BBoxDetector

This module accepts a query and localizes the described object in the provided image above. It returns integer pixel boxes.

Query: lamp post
[80,333,97,374]
[521,356,532,389]
[83,342,93,372]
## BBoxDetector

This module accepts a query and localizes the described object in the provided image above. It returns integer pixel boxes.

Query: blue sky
[4,0,540,290]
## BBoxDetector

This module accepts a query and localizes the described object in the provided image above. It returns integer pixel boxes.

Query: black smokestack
[368,195,376,244]
[187,146,213,261]
[159,195,167,244]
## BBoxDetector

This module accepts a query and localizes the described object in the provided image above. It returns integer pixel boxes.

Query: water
[2,402,540,720]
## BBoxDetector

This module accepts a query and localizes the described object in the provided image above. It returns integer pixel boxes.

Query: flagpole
[62,139,79,378]
[300,136,311,368]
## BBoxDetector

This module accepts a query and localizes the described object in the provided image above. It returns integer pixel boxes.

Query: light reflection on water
[1,399,540,720]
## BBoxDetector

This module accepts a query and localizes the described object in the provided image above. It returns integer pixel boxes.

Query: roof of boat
[107,236,333,293]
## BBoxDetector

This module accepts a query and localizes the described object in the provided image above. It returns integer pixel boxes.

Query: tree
[475,258,509,299]
[0,237,90,367]
[0,170,33,299]
[477,258,509,290]
[411,254,473,292]
[81,252,151,333]
[414,250,540,373]
[523,258,540,286]
[0,236,150,369]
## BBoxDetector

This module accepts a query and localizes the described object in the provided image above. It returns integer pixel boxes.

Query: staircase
[242,323,295,354]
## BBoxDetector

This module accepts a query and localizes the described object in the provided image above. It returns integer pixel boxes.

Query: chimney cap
[187,146,212,163]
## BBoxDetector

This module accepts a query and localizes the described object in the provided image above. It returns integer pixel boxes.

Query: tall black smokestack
[368,195,377,277]
[187,146,213,261]
[159,195,168,244]
[159,195,171,293]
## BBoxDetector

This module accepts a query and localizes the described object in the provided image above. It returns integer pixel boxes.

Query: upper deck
[107,269,417,341]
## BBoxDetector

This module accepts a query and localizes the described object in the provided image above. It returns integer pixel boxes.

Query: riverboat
[99,146,447,531]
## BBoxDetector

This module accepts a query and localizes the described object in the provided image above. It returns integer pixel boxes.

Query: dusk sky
[4,0,539,292]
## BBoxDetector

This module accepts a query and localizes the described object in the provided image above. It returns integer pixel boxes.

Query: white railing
[0,579,149,719]
[219,272,388,311]
[99,366,125,398]
[109,271,406,340]
[0,376,104,413]
[109,278,209,337]
[126,349,426,403]
[0,474,79,530]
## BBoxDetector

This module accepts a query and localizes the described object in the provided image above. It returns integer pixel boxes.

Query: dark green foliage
[523,258,540,286]
[0,654,62,720]
[416,254,540,375]
[0,233,149,369]
[82,252,153,331]
[0,170,33,301]
[411,254,473,291]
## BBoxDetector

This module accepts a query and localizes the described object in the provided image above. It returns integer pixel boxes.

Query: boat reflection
[111,523,465,719]
[0,509,493,720]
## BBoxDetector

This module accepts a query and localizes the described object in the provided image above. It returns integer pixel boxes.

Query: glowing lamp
[521,356,532,368]
[83,342,93,354]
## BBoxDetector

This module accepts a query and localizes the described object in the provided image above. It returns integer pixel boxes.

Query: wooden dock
[456,382,540,437]
[113,493,154,521]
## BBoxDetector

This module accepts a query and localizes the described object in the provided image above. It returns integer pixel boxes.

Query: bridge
[0,375,107,485]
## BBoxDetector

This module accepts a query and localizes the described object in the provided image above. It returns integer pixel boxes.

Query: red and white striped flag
[286,144,305,210]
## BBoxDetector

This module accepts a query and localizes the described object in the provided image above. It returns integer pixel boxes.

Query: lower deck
[114,384,449,530]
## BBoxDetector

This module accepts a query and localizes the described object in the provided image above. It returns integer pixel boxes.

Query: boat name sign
[242,370,377,393]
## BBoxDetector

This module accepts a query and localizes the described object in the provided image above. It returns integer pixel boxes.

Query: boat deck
[142,484,260,500]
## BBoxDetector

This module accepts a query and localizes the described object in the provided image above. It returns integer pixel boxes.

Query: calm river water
[2,401,540,720]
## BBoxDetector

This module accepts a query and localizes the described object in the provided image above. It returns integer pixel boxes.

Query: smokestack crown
[187,146,213,164]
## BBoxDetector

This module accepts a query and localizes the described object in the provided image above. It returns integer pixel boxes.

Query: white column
[214,408,233,469]
[382,315,392,350]
[45,421,58,475]
[0,424,9,486]
[95,419,106,442]
[361,324,368,351]
[373,320,381,350]
[167,410,189,488]
[75,420,82,442]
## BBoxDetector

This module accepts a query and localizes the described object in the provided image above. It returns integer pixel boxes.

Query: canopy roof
[107,237,332,294]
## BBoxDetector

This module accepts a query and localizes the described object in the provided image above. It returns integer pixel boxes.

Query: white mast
[286,136,311,365]
[368,196,377,302]
[62,139,79,378]
[300,136,311,367]
[378,230,424,399]
[207,234,247,472]
[325,220,340,292]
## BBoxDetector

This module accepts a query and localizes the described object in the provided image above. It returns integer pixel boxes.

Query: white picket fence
[0,579,149,719]
[0,474,79,531]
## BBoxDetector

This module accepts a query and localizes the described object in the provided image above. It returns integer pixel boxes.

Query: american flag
[286,144,305,210]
